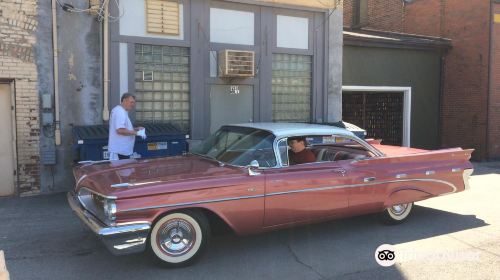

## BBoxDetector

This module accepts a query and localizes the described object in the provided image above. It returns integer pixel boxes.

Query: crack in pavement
[446,234,500,259]
[286,241,326,280]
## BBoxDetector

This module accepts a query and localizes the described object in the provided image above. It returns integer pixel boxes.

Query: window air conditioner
[218,50,255,78]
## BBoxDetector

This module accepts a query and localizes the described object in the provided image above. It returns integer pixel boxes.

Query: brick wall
[403,0,490,160]
[343,0,492,160]
[404,0,443,36]
[0,0,40,195]
[433,1,490,160]
[343,0,403,32]
[489,3,500,159]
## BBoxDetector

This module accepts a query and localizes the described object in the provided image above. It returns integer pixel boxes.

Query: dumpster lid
[73,123,186,141]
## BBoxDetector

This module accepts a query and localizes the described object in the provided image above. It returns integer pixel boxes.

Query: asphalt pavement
[0,162,499,280]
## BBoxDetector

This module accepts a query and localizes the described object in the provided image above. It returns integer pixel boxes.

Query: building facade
[344,0,499,161]
[0,0,343,196]
[342,29,450,149]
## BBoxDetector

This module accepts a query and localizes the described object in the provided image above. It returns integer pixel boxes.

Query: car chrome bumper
[67,192,151,256]
[463,169,474,190]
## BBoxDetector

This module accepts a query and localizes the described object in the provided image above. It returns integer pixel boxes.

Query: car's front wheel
[149,210,210,267]
[380,202,413,225]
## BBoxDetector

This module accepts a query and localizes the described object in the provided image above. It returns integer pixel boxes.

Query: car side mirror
[249,160,259,168]
[247,160,261,176]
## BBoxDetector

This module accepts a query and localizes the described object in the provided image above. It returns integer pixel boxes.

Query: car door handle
[331,168,346,176]
[364,177,376,182]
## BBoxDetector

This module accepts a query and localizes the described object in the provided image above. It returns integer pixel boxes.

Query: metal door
[263,162,350,227]
[210,85,253,133]
[0,84,15,196]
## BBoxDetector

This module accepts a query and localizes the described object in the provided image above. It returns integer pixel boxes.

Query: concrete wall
[328,7,343,122]
[343,46,442,150]
[3,0,342,195]
[36,1,102,194]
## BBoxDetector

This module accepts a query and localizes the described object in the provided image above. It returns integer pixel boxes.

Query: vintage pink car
[68,123,474,266]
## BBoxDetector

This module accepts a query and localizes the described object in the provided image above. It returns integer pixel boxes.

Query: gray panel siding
[343,46,442,149]
[109,0,333,140]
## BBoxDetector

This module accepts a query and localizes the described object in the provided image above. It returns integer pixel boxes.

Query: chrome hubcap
[157,219,196,256]
[390,203,408,216]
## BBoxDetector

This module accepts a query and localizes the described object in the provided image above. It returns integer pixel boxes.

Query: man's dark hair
[121,92,136,103]
[288,136,308,145]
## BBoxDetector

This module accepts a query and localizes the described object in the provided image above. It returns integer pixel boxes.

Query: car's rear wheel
[149,210,210,267]
[380,202,413,225]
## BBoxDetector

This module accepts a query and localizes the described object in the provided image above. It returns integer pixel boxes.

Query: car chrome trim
[79,187,117,200]
[111,183,132,188]
[267,178,457,197]
[425,170,436,175]
[396,173,407,179]
[364,177,376,182]
[119,178,457,213]
[120,194,266,213]
[78,159,113,165]
[462,169,473,190]
[452,168,462,173]
[76,174,88,186]
[67,192,151,255]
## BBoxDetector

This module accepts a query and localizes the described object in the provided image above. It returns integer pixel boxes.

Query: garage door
[342,91,404,146]
[0,84,15,196]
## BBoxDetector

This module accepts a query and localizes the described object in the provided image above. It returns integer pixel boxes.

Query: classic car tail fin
[352,147,474,166]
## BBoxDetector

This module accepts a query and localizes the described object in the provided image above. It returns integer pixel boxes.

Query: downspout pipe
[103,1,110,121]
[51,0,61,145]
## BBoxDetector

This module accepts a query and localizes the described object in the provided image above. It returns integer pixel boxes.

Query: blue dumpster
[72,123,188,162]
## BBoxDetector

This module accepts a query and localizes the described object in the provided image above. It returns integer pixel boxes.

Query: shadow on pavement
[0,194,489,280]
[105,204,487,279]
[472,162,500,175]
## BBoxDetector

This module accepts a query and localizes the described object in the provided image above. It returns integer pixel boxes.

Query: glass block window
[134,44,190,130]
[272,53,312,122]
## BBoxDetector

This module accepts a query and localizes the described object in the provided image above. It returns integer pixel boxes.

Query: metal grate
[272,53,312,123]
[134,44,190,130]
[342,92,403,145]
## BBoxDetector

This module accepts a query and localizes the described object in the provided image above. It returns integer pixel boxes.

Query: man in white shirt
[108,93,143,160]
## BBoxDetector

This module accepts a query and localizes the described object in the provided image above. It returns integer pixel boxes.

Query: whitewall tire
[149,210,210,267]
[380,202,413,225]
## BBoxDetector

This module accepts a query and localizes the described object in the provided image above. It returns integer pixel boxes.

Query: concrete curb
[0,251,9,280]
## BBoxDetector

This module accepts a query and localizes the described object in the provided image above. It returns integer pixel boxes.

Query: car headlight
[77,187,116,225]
[103,199,117,222]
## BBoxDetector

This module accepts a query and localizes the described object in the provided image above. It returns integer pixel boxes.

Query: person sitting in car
[288,136,316,165]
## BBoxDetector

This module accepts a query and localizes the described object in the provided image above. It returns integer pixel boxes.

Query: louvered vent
[218,50,255,78]
[146,0,180,35]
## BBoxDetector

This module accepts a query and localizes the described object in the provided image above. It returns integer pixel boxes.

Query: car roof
[226,122,357,139]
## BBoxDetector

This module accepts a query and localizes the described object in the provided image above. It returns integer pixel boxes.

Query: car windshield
[191,126,277,167]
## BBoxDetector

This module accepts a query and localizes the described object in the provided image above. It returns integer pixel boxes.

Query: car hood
[74,154,245,199]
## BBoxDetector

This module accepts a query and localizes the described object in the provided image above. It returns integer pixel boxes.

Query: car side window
[277,138,289,167]
[310,135,373,162]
